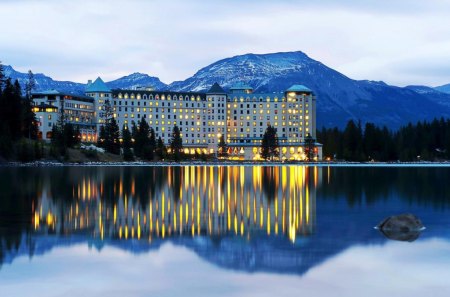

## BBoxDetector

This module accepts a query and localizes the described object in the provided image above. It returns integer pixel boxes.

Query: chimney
[87,80,92,85]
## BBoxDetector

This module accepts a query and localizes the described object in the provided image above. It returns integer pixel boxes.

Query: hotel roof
[85,77,111,93]
[286,85,313,93]
[207,82,226,94]
[229,83,253,90]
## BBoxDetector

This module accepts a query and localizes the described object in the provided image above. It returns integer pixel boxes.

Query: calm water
[1,165,450,297]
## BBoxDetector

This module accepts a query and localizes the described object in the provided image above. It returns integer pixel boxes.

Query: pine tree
[97,125,106,148]
[105,117,120,154]
[122,124,134,161]
[144,127,156,161]
[304,133,316,161]
[261,129,270,160]
[23,71,38,139]
[260,125,279,160]
[0,61,5,90]
[156,136,166,160]
[134,118,151,159]
[218,134,228,158]
[24,70,35,99]
[170,125,183,161]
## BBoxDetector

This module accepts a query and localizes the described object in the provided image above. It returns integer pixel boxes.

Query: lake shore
[3,160,450,167]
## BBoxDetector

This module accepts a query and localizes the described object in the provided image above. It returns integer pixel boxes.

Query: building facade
[33,78,322,160]
[32,90,97,142]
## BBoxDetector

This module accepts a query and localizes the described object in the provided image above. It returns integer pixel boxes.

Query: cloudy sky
[1,240,450,297]
[1,0,450,86]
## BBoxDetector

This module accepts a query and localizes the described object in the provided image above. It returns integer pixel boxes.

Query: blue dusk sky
[1,0,450,86]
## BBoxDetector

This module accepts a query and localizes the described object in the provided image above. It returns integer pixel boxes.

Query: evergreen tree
[104,117,120,154]
[0,61,5,90]
[121,124,134,161]
[343,120,365,161]
[144,127,156,161]
[304,133,316,161]
[218,134,228,158]
[97,125,106,148]
[170,125,183,161]
[134,118,152,159]
[260,125,279,160]
[22,70,38,139]
[24,70,36,99]
[156,136,166,160]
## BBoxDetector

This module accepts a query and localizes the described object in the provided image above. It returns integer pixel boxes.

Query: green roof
[286,85,312,93]
[85,77,111,93]
[207,82,226,94]
[229,83,253,90]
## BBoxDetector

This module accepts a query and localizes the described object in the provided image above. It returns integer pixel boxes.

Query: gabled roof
[207,82,226,94]
[85,77,111,93]
[286,85,312,93]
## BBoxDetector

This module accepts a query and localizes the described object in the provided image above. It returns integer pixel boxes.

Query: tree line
[97,117,206,161]
[318,119,450,161]
[0,62,42,161]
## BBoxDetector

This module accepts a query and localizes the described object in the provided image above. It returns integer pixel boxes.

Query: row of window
[112,100,225,109]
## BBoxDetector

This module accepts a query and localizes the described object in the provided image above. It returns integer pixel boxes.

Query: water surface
[1,166,449,296]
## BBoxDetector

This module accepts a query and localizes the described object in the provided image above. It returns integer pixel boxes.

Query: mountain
[106,72,167,90]
[435,83,450,94]
[3,65,86,94]
[169,51,450,128]
[3,66,167,94]
[4,51,450,128]
[406,85,450,108]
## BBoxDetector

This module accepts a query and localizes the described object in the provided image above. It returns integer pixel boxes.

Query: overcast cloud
[1,0,450,86]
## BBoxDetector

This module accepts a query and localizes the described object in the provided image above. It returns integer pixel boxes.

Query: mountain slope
[4,67,167,94]
[3,65,86,94]
[169,51,450,128]
[106,72,167,90]
[435,83,450,94]
[4,51,450,128]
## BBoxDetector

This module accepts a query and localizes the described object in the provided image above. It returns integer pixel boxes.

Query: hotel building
[31,90,97,142]
[34,77,322,160]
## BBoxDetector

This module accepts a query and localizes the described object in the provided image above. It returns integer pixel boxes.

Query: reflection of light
[32,166,317,243]
[47,212,54,226]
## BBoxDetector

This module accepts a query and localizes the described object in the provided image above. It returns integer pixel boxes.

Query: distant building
[31,90,96,142]
[33,79,322,160]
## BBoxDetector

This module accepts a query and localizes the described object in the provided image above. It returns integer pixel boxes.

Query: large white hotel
[32,78,322,160]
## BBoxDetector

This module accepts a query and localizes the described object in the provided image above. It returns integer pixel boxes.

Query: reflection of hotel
[32,166,319,243]
[33,78,322,160]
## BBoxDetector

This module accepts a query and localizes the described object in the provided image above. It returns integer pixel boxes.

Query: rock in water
[376,214,425,242]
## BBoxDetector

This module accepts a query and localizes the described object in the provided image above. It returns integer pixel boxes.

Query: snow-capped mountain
[3,67,167,94]
[169,51,450,128]
[106,72,167,90]
[4,51,450,128]
[3,65,86,94]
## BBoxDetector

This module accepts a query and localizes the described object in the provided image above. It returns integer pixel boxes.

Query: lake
[1,165,450,297]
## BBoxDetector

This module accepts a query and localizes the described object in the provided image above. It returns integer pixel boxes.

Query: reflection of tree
[135,167,168,207]
[0,168,38,266]
[319,167,450,208]
[261,167,279,203]
[170,166,183,203]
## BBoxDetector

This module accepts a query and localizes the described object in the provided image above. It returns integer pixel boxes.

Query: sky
[1,240,450,297]
[1,0,450,87]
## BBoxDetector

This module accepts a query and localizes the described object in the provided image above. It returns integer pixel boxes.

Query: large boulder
[376,214,425,242]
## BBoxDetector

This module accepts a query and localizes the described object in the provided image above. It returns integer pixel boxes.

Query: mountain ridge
[4,51,450,128]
